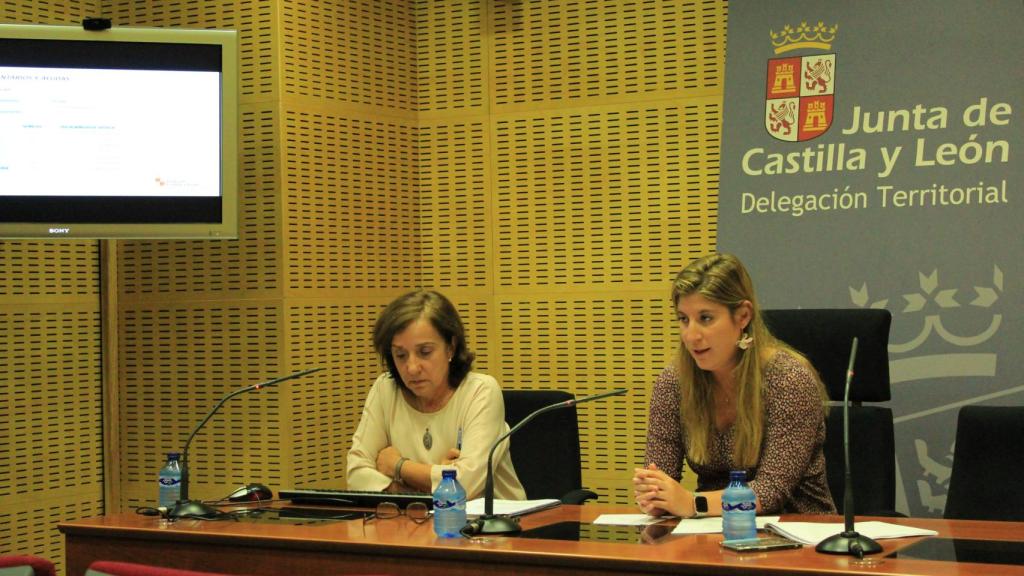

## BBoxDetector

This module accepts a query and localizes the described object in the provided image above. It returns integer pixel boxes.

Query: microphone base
[815,531,883,557]
[466,514,522,536]
[168,499,220,520]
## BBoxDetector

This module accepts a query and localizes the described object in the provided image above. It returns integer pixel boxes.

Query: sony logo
[48,227,70,234]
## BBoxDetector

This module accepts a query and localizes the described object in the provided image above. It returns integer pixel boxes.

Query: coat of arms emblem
[765,22,838,142]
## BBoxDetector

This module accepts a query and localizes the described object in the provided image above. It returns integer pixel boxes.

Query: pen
[456,427,463,450]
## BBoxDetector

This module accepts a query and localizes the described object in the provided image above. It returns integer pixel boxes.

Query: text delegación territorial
[742,179,1008,217]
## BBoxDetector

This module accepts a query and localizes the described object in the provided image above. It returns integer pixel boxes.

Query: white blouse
[346,371,527,500]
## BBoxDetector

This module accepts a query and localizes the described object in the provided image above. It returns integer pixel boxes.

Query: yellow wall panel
[415,0,486,112]
[418,120,491,289]
[0,8,104,570]
[0,499,104,569]
[281,0,417,109]
[117,304,284,507]
[490,0,726,106]
[496,295,677,497]
[493,102,718,290]
[283,110,420,291]
[0,242,99,297]
[287,303,380,487]
[105,0,275,98]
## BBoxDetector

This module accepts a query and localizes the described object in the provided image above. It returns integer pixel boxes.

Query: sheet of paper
[672,516,780,535]
[591,514,664,526]
[465,498,560,517]
[765,520,938,545]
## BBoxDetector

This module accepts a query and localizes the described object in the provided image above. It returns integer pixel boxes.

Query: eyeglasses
[363,501,431,525]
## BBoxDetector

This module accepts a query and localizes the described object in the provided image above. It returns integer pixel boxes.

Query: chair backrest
[501,389,584,501]
[0,556,56,576]
[87,562,225,576]
[944,405,1024,521]
[762,308,895,515]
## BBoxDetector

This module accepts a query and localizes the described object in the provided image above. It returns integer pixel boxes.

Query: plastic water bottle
[722,470,757,541]
[158,452,182,508]
[432,469,467,538]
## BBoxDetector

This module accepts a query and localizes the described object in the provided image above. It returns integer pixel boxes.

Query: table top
[60,504,1024,576]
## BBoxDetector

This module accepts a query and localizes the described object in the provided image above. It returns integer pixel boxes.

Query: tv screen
[0,23,238,239]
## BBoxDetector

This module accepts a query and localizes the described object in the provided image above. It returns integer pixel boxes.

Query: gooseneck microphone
[463,388,628,536]
[815,338,882,558]
[169,367,324,519]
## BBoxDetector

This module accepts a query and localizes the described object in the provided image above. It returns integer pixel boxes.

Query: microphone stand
[468,388,627,536]
[815,338,882,558]
[168,367,323,519]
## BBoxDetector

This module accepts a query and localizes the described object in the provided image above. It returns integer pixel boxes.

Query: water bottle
[722,470,757,541]
[432,469,467,538]
[158,452,182,508]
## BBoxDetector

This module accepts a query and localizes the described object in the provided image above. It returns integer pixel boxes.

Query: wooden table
[59,504,1024,575]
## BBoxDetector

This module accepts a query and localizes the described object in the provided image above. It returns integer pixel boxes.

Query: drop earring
[737,332,753,350]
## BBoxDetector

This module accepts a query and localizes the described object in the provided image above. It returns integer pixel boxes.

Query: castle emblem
[766,22,838,142]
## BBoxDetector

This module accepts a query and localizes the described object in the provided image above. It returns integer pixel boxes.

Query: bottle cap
[441,469,457,479]
[168,452,181,460]
[729,470,746,482]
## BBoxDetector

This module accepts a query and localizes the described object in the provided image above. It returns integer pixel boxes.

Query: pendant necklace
[422,426,433,450]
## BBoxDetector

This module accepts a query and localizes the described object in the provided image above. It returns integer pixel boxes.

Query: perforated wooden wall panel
[118,304,284,505]
[415,0,486,111]
[281,0,416,109]
[496,296,676,491]
[0,6,104,571]
[108,0,286,514]
[0,242,99,296]
[490,0,725,106]
[104,0,274,97]
[287,304,380,486]
[417,121,490,289]
[0,500,104,568]
[283,111,420,291]
[493,102,718,290]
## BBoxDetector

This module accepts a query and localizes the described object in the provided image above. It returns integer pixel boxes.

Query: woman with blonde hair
[634,253,835,517]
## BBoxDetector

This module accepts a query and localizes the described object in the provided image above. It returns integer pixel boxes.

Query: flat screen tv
[0,23,238,239]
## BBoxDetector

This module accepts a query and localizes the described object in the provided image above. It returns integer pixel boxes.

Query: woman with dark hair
[346,289,525,500]
[633,254,835,517]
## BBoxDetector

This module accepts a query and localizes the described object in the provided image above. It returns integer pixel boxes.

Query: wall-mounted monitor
[0,23,238,239]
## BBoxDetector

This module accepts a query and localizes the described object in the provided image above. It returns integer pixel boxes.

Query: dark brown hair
[372,289,475,389]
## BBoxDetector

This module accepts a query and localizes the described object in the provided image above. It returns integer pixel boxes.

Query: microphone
[463,388,628,536]
[815,338,882,558]
[168,367,324,519]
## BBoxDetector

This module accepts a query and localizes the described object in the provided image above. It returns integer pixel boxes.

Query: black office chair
[502,389,598,504]
[944,405,1024,521]
[762,309,897,516]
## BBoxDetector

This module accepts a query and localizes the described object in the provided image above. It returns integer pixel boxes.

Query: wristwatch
[692,494,709,518]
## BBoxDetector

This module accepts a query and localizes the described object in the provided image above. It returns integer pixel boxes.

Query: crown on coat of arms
[770,21,838,54]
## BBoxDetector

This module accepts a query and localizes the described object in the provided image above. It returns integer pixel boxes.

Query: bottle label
[722,501,756,512]
[433,498,456,510]
[159,477,180,487]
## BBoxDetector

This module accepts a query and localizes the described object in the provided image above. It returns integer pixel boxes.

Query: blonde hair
[671,253,825,468]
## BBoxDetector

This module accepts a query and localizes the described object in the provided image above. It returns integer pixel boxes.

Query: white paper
[592,514,664,526]
[672,516,781,535]
[465,498,560,517]
[765,520,938,545]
